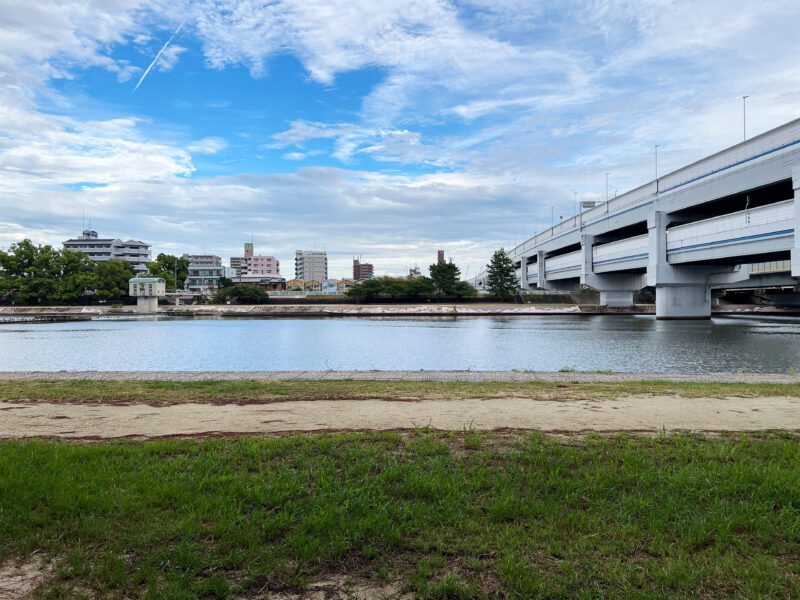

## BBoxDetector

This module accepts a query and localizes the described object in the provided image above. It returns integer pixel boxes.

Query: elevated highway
[471,117,800,318]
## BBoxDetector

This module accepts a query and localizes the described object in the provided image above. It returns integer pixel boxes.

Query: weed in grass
[464,433,482,451]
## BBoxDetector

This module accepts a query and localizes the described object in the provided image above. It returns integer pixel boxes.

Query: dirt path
[3,395,800,438]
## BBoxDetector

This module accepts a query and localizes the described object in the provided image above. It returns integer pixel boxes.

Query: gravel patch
[1,370,800,383]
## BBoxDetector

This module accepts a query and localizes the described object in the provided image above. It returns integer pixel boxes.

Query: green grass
[2,431,800,598]
[2,379,800,405]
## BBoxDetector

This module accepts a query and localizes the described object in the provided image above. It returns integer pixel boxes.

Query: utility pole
[742,95,749,141]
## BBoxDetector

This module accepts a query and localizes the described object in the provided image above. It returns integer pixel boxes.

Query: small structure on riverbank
[128,277,166,313]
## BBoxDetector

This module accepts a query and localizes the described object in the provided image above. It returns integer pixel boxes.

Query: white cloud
[187,137,227,154]
[282,152,306,160]
[156,44,186,71]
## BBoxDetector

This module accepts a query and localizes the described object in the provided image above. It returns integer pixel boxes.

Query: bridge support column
[792,169,800,277]
[647,210,749,318]
[599,290,634,307]
[536,250,550,290]
[581,234,639,307]
[655,284,710,319]
[518,253,533,290]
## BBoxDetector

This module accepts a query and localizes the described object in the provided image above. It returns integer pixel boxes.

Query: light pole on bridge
[742,95,749,141]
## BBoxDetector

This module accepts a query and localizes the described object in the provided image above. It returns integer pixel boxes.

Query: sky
[1,0,799,280]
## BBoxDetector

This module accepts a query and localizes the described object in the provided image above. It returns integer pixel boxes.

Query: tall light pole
[605,172,609,202]
[655,144,660,195]
[654,145,659,179]
[742,95,749,141]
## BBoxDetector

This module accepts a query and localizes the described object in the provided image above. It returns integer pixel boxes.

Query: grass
[2,378,800,405]
[2,431,800,598]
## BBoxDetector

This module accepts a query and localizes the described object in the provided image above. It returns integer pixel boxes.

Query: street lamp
[742,95,749,141]
[655,144,660,195]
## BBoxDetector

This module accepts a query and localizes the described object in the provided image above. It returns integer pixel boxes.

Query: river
[2,314,800,372]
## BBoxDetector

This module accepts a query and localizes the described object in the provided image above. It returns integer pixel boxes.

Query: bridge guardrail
[592,234,649,265]
[545,250,582,275]
[667,200,795,252]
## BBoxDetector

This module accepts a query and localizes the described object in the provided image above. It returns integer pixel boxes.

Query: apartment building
[63,229,150,273]
[353,258,374,281]
[230,243,280,277]
[183,254,232,294]
[295,250,327,281]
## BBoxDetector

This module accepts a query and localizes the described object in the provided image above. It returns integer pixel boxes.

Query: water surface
[2,315,800,372]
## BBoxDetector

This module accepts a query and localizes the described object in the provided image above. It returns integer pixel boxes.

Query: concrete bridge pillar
[647,210,749,318]
[518,253,533,290]
[654,284,710,319]
[580,234,638,306]
[536,250,549,290]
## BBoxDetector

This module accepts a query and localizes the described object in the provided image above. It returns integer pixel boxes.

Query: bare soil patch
[2,395,800,439]
[0,555,55,599]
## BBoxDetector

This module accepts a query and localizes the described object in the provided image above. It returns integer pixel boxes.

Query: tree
[54,250,96,303]
[147,254,189,290]
[454,280,478,298]
[428,260,460,298]
[211,285,270,304]
[346,278,385,302]
[0,241,95,305]
[94,259,135,302]
[405,277,436,300]
[486,248,517,300]
[217,277,235,290]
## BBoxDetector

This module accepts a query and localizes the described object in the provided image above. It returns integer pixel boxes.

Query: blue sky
[1,0,799,279]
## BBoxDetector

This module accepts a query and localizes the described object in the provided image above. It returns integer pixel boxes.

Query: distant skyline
[2,1,800,278]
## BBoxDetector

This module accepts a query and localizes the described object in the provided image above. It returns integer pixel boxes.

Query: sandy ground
[2,395,800,439]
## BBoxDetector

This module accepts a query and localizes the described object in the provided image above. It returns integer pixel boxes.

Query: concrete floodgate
[2,395,800,439]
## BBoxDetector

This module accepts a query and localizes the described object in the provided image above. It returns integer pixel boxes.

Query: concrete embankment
[3,303,800,320]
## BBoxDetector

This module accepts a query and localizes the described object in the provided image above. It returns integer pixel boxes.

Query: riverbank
[3,303,800,321]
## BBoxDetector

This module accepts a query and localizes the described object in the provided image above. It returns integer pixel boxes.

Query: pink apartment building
[236,242,281,276]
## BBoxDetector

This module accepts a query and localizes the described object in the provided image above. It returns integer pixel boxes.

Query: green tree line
[0,240,135,305]
[346,260,476,302]
[0,241,196,306]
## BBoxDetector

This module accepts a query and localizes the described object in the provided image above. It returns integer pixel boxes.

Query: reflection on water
[2,314,800,372]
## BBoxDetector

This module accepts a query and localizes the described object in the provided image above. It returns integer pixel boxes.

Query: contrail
[133,21,184,93]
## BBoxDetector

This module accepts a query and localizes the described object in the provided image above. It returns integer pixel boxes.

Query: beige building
[295,250,327,281]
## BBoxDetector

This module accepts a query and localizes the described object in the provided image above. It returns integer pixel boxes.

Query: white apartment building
[63,229,150,273]
[295,250,328,281]
[183,255,236,295]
